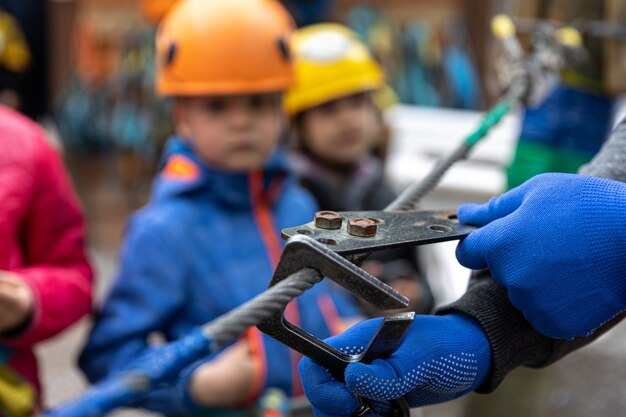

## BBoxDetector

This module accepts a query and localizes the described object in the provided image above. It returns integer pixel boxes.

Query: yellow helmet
[284,23,385,117]
[0,10,30,73]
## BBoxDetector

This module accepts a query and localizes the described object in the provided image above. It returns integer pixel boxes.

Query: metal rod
[385,79,529,212]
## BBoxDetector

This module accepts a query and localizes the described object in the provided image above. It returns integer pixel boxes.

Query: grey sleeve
[580,116,626,180]
[437,270,626,393]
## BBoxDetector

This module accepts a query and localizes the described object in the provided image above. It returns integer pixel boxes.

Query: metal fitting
[347,218,378,237]
[314,211,342,230]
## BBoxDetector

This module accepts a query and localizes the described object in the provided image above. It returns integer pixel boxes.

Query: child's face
[175,93,284,172]
[299,92,379,166]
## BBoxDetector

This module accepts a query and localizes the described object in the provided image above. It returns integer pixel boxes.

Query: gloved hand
[299,314,491,417]
[456,173,626,340]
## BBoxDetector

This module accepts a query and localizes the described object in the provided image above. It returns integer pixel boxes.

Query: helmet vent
[277,36,290,61]
[166,43,177,66]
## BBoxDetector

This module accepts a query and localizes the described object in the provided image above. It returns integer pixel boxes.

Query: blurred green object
[507,141,594,189]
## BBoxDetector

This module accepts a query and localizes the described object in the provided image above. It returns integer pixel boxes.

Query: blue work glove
[299,314,491,417]
[456,173,626,340]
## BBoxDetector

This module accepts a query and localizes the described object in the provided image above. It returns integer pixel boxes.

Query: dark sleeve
[437,270,626,393]
[579,116,626,181]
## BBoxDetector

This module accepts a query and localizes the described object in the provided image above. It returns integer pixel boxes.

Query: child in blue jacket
[78,1,362,415]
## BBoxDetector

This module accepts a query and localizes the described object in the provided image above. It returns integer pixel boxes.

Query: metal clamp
[258,235,413,417]
[260,210,476,417]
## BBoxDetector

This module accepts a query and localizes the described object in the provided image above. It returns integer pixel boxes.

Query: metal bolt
[347,218,377,237]
[314,211,342,230]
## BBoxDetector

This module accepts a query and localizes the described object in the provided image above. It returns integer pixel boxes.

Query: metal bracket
[281,209,476,255]
[268,234,408,309]
[257,234,412,373]
[260,210,477,417]
[258,235,410,365]
[258,235,414,417]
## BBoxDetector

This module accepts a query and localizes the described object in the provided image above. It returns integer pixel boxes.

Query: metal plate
[282,209,476,255]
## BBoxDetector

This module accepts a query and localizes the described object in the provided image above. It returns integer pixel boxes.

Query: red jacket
[0,105,93,413]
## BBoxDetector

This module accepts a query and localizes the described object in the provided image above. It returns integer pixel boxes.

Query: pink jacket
[0,105,93,412]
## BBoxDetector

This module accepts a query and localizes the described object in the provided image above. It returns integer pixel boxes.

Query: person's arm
[298,116,626,413]
[437,270,626,393]
[3,131,93,347]
[441,115,626,392]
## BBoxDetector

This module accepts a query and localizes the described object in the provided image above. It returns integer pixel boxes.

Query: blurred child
[0,105,93,416]
[78,1,362,416]
[285,24,433,315]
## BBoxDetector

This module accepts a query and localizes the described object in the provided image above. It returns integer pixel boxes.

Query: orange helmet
[156,0,295,97]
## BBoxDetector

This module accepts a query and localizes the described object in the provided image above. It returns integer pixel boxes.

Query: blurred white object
[39,116,64,153]
[385,105,521,205]
[418,242,471,307]
[385,105,521,305]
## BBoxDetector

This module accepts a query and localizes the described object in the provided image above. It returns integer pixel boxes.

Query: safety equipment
[284,23,384,116]
[299,314,491,417]
[456,173,626,340]
[0,9,31,73]
[139,0,181,23]
[155,0,295,96]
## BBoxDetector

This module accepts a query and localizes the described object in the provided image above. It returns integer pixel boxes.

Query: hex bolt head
[314,211,342,230]
[347,218,378,237]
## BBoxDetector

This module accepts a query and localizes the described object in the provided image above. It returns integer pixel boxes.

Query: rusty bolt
[347,218,377,237]
[314,211,342,230]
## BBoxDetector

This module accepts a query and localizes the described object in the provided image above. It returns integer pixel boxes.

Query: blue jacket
[79,137,362,416]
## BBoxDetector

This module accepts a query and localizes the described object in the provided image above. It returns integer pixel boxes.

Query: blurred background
[2,0,625,415]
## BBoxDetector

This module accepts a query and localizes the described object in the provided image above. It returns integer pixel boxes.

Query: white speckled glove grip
[299,314,492,417]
